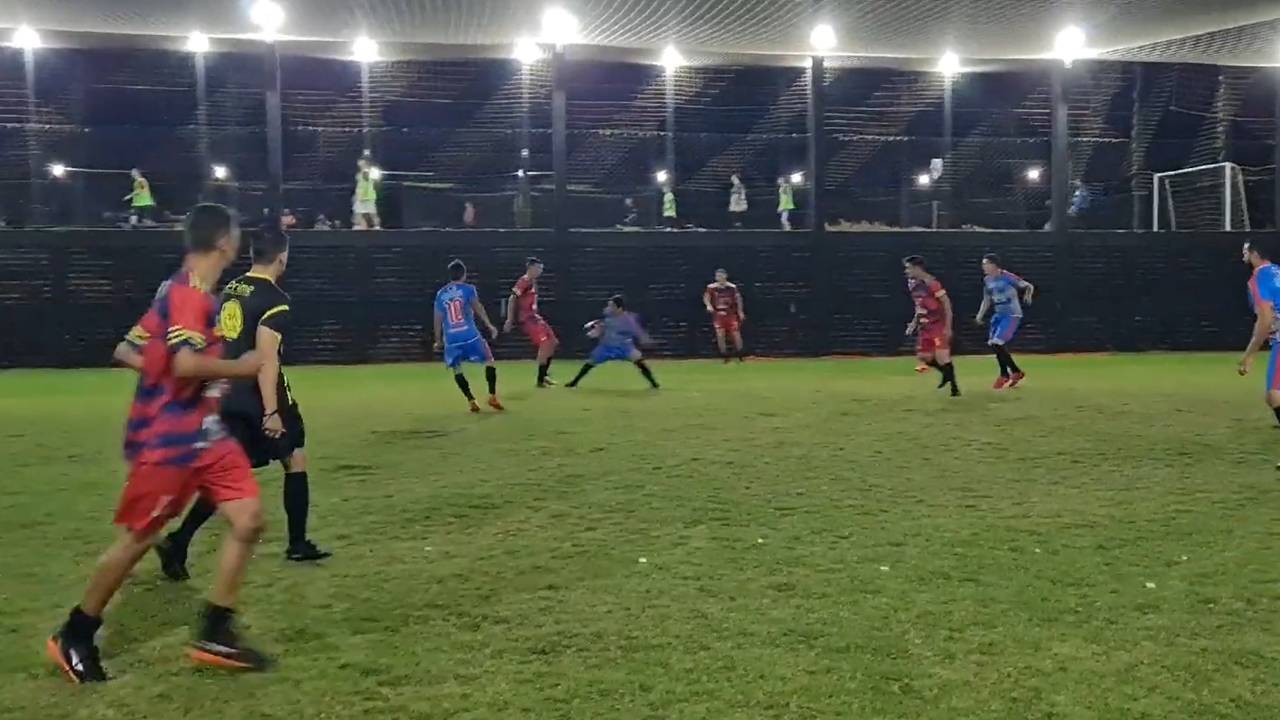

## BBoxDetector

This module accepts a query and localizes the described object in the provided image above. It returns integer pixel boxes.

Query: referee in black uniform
[156,226,330,577]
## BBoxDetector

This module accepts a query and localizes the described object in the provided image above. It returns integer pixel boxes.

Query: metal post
[1274,67,1280,229]
[263,43,285,223]
[361,63,372,154]
[551,47,568,234]
[664,69,675,185]
[806,55,826,234]
[518,65,532,228]
[1151,172,1161,231]
[941,74,953,228]
[1050,62,1070,233]
[1224,162,1232,231]
[24,48,39,226]
[195,52,210,201]
[1129,64,1142,230]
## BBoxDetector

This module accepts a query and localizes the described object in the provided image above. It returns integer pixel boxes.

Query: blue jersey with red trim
[121,269,233,466]
[435,282,482,346]
[1248,262,1280,341]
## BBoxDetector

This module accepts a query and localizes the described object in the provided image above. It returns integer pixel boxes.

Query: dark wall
[0,229,1255,369]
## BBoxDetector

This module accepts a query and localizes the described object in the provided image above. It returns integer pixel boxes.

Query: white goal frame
[1151,162,1249,231]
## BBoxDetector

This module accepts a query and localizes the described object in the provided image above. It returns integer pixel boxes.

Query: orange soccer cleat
[1007,371,1026,388]
[993,375,1011,390]
[468,400,481,413]
[487,396,506,412]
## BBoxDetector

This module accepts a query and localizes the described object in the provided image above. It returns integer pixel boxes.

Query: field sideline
[1,354,1277,719]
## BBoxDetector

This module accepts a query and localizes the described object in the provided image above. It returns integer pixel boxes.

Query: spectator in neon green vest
[777,176,795,231]
[353,158,382,230]
[124,169,157,226]
[662,185,678,229]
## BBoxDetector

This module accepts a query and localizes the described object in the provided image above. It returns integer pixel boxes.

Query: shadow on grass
[102,574,199,656]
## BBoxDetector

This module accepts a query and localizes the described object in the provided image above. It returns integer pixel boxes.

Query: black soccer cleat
[154,537,191,582]
[189,627,272,672]
[951,386,962,398]
[47,631,108,684]
[285,540,332,563]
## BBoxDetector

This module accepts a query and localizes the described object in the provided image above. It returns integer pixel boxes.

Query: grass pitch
[1,354,1277,719]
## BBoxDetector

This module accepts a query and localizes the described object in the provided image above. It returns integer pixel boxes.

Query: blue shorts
[444,337,492,369]
[989,315,1021,346]
[1266,344,1280,394]
[589,343,636,365]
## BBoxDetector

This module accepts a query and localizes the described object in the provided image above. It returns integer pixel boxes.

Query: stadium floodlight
[186,31,210,53]
[789,171,805,185]
[660,45,685,73]
[1053,25,1087,66]
[541,7,581,46]
[516,168,527,178]
[249,1,286,40]
[1025,167,1042,182]
[211,164,230,181]
[514,38,543,65]
[11,25,41,50]
[915,173,932,187]
[809,24,836,53]
[367,166,384,181]
[654,169,670,184]
[48,162,67,178]
[938,51,961,78]
[352,36,380,63]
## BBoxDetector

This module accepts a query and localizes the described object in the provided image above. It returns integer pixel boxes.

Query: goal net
[1152,162,1249,231]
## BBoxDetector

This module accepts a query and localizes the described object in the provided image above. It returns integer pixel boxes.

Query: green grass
[1,355,1278,719]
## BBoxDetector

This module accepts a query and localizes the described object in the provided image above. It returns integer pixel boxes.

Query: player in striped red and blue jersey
[48,205,272,684]
[1238,239,1280,431]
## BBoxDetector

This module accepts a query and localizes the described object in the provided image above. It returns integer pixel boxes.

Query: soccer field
[1,355,1277,719]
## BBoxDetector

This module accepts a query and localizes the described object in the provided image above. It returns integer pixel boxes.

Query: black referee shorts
[223,403,306,470]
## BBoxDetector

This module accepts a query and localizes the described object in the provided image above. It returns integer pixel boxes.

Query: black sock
[64,606,102,641]
[485,366,498,395]
[942,362,958,389]
[283,471,309,546]
[635,360,659,388]
[168,497,217,551]
[537,362,549,385]
[993,346,1010,377]
[568,363,594,386]
[200,602,235,640]
[1272,407,1280,425]
[926,359,942,375]
[454,373,474,401]
[1004,351,1022,375]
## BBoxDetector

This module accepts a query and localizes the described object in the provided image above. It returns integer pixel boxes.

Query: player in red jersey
[702,268,746,362]
[904,255,960,397]
[504,256,560,387]
[47,205,272,683]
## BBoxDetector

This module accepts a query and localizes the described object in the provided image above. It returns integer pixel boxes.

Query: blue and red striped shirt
[122,270,234,466]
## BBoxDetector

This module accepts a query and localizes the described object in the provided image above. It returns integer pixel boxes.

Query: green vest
[132,179,155,208]
[777,185,795,212]
[356,174,378,203]
[663,191,677,218]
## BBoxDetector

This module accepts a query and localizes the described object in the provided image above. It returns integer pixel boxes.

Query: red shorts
[713,313,741,333]
[522,318,558,347]
[114,444,258,537]
[916,329,950,354]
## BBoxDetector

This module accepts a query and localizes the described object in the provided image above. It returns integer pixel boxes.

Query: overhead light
[938,51,961,78]
[352,36,380,63]
[654,169,670,184]
[660,45,685,73]
[211,164,230,181]
[249,1,286,40]
[1053,25,1087,66]
[1025,167,1042,182]
[514,38,543,65]
[915,173,932,187]
[809,24,836,53]
[48,162,67,178]
[11,25,41,50]
[516,168,527,178]
[789,171,805,184]
[367,166,384,181]
[186,31,210,53]
[541,7,581,46]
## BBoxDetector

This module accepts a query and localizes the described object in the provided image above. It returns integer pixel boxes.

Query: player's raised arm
[472,296,499,339]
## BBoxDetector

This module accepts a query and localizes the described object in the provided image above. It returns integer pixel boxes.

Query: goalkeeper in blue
[566,295,660,389]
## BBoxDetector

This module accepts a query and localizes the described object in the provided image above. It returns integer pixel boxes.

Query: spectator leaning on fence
[777,176,795,231]
[729,174,748,228]
[662,185,678,229]
[124,168,157,226]
[353,158,382,230]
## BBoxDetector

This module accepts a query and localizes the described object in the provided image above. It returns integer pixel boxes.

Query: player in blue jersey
[1237,239,1280,427]
[975,253,1035,390]
[565,295,659,389]
[433,259,504,413]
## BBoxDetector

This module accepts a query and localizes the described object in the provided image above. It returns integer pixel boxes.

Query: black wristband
[263,410,280,420]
